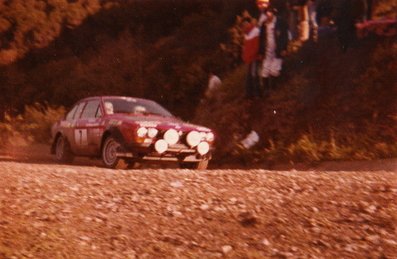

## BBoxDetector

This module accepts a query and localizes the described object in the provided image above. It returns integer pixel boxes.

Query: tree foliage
[0,0,119,65]
[0,0,250,119]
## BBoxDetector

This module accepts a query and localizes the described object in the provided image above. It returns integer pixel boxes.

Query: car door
[65,101,87,155]
[60,101,86,154]
[75,99,103,155]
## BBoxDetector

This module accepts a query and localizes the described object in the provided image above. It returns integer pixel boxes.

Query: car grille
[168,143,194,153]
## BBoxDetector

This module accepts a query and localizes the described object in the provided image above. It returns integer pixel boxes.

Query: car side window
[73,102,86,120]
[65,105,78,121]
[80,100,101,119]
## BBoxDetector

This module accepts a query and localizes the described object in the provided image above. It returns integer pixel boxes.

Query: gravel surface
[0,161,396,258]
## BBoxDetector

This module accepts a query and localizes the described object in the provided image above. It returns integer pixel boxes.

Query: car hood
[108,114,211,132]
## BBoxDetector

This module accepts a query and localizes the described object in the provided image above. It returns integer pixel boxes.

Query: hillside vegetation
[0,0,252,120]
[195,37,397,166]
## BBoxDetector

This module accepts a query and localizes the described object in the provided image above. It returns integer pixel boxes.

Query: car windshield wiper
[115,110,169,117]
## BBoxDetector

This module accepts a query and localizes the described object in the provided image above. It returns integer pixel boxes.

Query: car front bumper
[116,142,212,162]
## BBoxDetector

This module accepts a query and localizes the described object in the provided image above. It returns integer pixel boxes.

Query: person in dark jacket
[259,7,289,94]
[333,0,357,53]
[366,0,373,20]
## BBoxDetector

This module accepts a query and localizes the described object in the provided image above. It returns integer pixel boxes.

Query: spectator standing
[333,0,357,52]
[308,0,319,42]
[365,0,373,20]
[298,1,310,42]
[257,0,270,26]
[358,0,373,21]
[288,0,312,42]
[287,1,299,40]
[259,8,289,94]
[258,1,289,28]
[241,17,261,99]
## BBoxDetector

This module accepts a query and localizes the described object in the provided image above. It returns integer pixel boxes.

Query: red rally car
[51,96,214,169]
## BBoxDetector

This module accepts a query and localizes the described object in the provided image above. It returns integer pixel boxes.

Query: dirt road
[0,159,396,258]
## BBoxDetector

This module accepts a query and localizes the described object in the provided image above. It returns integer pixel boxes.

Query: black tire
[55,135,74,163]
[180,159,209,170]
[101,136,128,169]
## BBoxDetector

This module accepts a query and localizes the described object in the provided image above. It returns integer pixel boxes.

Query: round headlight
[137,127,148,137]
[164,129,179,145]
[154,139,168,154]
[197,142,210,155]
[147,128,158,138]
[186,131,201,147]
[206,132,214,142]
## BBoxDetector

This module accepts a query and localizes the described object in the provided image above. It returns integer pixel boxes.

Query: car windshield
[103,97,173,117]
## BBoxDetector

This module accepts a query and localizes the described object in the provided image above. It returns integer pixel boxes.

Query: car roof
[80,96,150,103]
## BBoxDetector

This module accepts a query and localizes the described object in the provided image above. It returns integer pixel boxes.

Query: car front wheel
[55,135,74,163]
[102,136,128,169]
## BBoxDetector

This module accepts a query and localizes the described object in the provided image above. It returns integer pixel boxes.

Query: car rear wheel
[102,136,128,169]
[55,135,74,163]
[180,159,209,170]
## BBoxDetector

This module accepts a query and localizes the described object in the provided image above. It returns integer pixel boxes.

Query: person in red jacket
[241,17,261,99]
